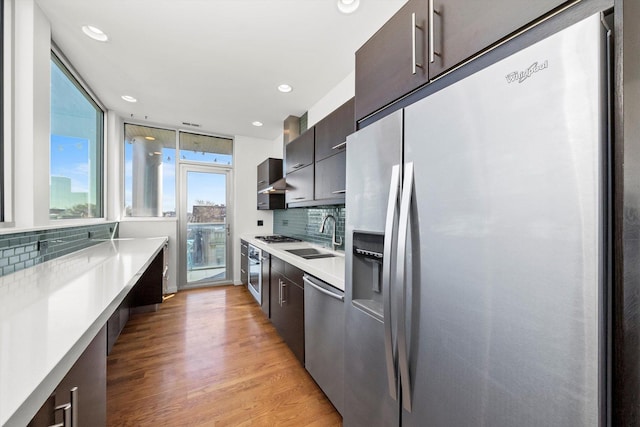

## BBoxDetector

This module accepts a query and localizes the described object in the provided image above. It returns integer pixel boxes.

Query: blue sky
[50,134,90,193]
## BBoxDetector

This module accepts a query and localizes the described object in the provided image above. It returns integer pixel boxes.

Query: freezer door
[344,110,402,427]
[402,13,606,427]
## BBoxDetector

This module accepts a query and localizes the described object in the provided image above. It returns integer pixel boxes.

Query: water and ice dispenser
[351,231,386,321]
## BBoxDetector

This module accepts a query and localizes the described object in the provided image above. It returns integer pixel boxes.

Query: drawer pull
[332,141,347,150]
[332,190,346,194]
[291,163,305,169]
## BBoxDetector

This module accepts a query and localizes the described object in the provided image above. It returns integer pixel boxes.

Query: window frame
[50,46,106,220]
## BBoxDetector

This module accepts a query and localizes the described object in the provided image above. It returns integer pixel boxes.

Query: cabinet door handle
[292,197,305,200]
[241,268,246,274]
[258,180,266,184]
[332,190,346,194]
[291,163,305,169]
[162,266,169,278]
[50,386,77,427]
[258,202,266,206]
[241,252,246,257]
[50,403,71,427]
[331,141,347,150]
[412,12,423,74]
[428,0,441,64]
[281,282,287,305]
[278,279,283,306]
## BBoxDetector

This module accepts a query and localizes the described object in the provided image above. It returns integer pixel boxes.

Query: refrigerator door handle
[383,164,401,401]
[397,162,414,412]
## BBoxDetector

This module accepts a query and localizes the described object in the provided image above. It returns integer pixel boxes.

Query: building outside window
[50,53,104,219]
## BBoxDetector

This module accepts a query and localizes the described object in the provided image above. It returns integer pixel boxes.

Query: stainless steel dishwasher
[303,274,344,415]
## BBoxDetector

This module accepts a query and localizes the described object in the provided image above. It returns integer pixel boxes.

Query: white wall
[232,134,283,284]
[307,71,355,128]
[12,0,51,227]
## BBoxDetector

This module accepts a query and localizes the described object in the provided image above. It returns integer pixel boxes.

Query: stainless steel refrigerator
[345,11,609,427]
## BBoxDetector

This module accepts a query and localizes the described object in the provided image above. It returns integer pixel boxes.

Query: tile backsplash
[274,206,345,251]
[0,222,117,277]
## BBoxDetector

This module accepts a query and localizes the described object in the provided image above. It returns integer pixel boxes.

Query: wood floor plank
[107,285,342,426]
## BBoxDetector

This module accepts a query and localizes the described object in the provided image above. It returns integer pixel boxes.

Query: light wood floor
[107,285,342,426]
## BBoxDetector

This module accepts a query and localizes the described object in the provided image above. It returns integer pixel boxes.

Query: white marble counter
[241,235,345,291]
[0,237,167,427]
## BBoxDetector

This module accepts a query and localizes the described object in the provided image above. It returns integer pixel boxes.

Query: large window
[124,124,176,217]
[124,125,233,217]
[50,53,104,219]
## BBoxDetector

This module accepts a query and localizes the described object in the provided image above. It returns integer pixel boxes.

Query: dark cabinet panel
[285,128,315,174]
[315,98,355,162]
[285,165,314,205]
[279,279,305,364]
[257,158,283,191]
[355,0,570,123]
[269,256,305,365]
[130,247,164,307]
[257,191,284,210]
[355,0,428,122]
[240,240,248,286]
[315,151,346,202]
[257,158,285,210]
[429,0,568,78]
[30,327,107,427]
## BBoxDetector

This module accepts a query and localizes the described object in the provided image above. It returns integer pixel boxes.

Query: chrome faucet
[319,214,342,251]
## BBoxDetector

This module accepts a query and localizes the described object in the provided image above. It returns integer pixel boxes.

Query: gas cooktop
[255,235,302,244]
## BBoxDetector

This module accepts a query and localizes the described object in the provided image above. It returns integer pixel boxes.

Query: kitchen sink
[285,248,336,260]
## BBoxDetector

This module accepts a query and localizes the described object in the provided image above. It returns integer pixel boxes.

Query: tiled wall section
[0,222,117,277]
[274,206,345,250]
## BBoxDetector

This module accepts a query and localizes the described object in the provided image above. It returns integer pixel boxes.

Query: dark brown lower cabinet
[270,256,305,364]
[240,240,249,286]
[29,326,107,427]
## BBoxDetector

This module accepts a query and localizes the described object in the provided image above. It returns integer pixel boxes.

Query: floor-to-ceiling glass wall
[178,131,233,288]
[123,125,234,289]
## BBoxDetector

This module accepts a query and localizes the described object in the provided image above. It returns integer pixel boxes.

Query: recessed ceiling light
[278,84,293,93]
[121,95,137,103]
[337,0,360,14]
[252,121,263,127]
[81,25,108,42]
[144,136,156,141]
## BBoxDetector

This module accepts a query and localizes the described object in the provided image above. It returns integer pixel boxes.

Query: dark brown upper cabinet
[355,0,570,123]
[315,98,355,162]
[315,151,346,201]
[257,158,283,192]
[355,0,429,123]
[285,128,315,175]
[429,0,568,78]
[257,158,285,210]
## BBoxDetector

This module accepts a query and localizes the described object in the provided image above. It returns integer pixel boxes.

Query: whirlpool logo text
[505,60,549,84]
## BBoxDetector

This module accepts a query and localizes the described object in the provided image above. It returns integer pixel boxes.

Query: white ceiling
[36,0,406,141]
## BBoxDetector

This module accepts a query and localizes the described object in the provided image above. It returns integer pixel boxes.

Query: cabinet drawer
[285,128,315,174]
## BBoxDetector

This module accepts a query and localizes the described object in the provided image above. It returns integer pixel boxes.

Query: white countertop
[241,235,345,291]
[0,237,167,427]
